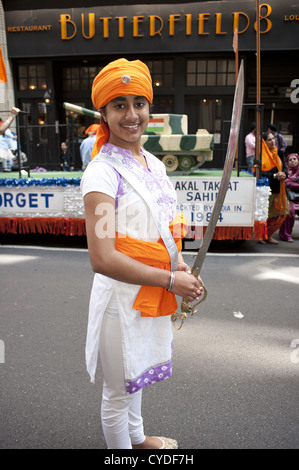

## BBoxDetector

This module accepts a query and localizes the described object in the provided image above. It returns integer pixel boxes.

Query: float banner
[172,177,256,227]
[0,188,64,213]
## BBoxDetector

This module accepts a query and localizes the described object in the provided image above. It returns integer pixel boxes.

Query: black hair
[262,131,272,141]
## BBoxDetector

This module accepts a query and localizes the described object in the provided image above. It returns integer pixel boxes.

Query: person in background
[60,141,74,171]
[0,106,20,171]
[244,122,256,174]
[260,131,288,244]
[279,153,299,243]
[81,58,204,449]
[4,128,17,152]
[0,132,14,171]
[0,106,20,135]
[79,124,98,170]
[267,124,287,161]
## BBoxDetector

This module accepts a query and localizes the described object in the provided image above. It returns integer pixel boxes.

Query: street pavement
[0,221,298,449]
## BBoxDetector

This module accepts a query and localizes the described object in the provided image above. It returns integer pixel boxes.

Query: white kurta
[81,143,178,393]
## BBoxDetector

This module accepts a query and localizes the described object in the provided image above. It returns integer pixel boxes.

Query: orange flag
[0,46,8,83]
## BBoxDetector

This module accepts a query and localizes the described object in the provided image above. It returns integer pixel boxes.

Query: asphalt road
[0,222,298,449]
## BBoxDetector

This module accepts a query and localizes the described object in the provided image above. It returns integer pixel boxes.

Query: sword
[172,60,244,330]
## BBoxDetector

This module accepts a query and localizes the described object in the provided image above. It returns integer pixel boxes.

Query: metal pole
[55,120,60,171]
[16,113,22,178]
[234,28,239,175]
[25,112,30,177]
[255,0,261,179]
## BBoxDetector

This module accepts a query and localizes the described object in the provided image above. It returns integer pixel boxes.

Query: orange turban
[85,124,100,135]
[90,58,153,159]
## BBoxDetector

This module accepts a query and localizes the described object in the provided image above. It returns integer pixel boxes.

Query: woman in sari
[260,131,288,244]
[279,153,299,242]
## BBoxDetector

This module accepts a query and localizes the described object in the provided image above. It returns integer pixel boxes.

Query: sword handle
[171,268,207,330]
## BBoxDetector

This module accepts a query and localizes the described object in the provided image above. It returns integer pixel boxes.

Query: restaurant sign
[5,0,299,57]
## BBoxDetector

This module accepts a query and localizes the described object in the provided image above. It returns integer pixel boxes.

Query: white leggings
[99,296,146,449]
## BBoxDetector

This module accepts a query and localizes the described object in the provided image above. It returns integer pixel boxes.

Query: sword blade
[172,61,244,326]
[191,60,244,274]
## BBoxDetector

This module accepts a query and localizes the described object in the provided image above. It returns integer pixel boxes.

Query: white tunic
[81,143,178,393]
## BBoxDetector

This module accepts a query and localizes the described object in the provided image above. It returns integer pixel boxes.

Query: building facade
[2,0,299,170]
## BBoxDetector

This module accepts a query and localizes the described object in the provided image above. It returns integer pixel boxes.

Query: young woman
[81,58,204,449]
[260,131,288,244]
[279,153,299,242]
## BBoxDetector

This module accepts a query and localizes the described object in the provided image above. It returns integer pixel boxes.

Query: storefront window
[200,99,222,141]
[146,60,174,87]
[17,64,47,91]
[37,102,48,143]
[185,96,222,140]
[21,103,33,142]
[64,103,88,141]
[151,96,174,114]
[186,59,235,87]
[62,66,102,91]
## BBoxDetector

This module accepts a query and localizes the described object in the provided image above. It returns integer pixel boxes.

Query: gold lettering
[81,13,95,39]
[100,17,111,38]
[254,3,272,33]
[284,14,299,22]
[149,15,163,37]
[133,16,144,37]
[185,14,192,36]
[168,14,180,36]
[215,13,227,34]
[60,14,77,40]
[198,13,210,35]
[116,16,127,37]
[233,12,250,34]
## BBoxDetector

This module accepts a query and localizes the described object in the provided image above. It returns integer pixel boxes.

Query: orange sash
[115,213,188,317]
[261,139,282,172]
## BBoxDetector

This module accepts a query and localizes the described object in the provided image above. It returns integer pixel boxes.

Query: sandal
[266,237,279,245]
[153,436,178,449]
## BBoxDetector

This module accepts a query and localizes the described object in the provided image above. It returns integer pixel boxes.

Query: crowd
[245,122,299,244]
[1,102,298,248]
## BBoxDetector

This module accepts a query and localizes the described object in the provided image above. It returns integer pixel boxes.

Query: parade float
[141,113,213,174]
[0,110,270,242]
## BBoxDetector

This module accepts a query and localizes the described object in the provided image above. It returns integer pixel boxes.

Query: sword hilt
[171,267,208,330]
